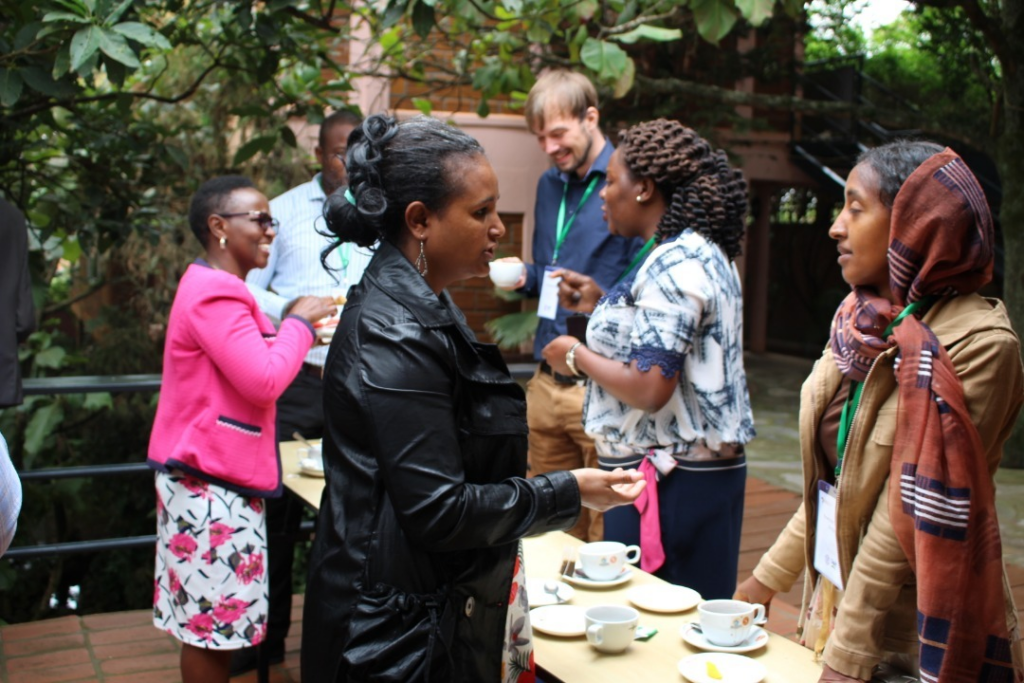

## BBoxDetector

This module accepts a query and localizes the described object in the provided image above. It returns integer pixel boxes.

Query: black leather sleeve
[355,320,580,551]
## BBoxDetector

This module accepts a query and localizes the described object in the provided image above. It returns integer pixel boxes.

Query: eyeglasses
[216,211,279,230]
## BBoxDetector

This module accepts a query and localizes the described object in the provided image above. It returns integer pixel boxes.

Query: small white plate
[562,567,634,588]
[678,652,767,683]
[627,584,701,613]
[526,578,575,608]
[680,623,769,654]
[530,605,586,637]
[299,458,325,478]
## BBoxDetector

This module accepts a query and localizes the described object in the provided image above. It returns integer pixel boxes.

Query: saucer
[678,652,766,683]
[627,584,701,613]
[680,623,769,654]
[530,605,586,637]
[526,578,575,608]
[563,567,633,588]
[299,458,325,478]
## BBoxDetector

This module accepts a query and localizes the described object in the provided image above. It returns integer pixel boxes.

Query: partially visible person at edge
[0,432,21,557]
[148,176,334,683]
[239,109,365,674]
[301,114,646,683]
[0,197,34,559]
[0,197,36,409]
[493,70,644,543]
[735,141,1024,682]
[541,119,755,599]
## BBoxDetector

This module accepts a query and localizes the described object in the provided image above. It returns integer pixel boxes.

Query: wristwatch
[565,342,586,378]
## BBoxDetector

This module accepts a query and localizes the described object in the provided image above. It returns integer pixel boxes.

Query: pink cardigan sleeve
[186,286,314,407]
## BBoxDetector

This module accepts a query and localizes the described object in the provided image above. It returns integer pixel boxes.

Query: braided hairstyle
[322,114,485,259]
[619,119,748,260]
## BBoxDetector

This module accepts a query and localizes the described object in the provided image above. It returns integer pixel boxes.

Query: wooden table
[279,440,822,682]
[523,532,823,682]
[280,439,324,509]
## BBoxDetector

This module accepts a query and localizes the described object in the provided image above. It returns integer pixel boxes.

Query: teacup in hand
[488,259,524,288]
[577,541,641,581]
[585,605,639,654]
[697,599,767,647]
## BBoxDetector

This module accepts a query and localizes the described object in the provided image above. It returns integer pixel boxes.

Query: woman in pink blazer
[148,176,334,683]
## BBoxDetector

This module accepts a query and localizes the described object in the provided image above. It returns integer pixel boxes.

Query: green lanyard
[614,237,657,285]
[338,243,351,275]
[552,175,601,264]
[834,296,936,477]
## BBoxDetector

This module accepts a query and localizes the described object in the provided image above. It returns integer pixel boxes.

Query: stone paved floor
[2,351,1023,682]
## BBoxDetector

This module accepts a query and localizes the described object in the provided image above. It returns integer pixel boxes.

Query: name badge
[537,266,561,320]
[813,480,844,590]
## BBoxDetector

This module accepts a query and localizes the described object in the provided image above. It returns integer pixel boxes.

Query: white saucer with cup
[585,605,639,653]
[488,259,524,287]
[697,599,768,647]
[577,541,641,582]
[297,443,323,472]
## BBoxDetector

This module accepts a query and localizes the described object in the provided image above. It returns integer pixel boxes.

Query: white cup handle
[624,544,642,565]
[752,603,767,625]
[586,624,604,646]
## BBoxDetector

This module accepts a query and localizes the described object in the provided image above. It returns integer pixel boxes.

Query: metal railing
[9,363,540,560]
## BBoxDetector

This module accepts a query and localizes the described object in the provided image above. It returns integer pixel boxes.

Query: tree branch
[283,6,337,31]
[599,7,682,38]
[5,56,224,121]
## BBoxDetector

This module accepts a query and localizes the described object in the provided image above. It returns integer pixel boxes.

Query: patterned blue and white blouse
[583,229,755,467]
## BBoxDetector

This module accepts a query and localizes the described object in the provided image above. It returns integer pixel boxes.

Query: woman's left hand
[541,335,579,376]
[818,664,866,682]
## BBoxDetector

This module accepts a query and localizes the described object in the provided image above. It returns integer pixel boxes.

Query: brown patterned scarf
[829,149,1019,681]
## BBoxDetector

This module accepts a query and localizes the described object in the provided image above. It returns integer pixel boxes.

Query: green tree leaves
[69,25,103,72]
[363,0,796,106]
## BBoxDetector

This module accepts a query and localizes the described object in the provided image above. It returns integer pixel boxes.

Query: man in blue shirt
[509,70,642,541]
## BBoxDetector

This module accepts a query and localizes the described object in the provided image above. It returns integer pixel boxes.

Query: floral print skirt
[502,542,535,683]
[152,471,268,649]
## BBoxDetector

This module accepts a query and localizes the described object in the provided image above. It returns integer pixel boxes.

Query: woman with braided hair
[543,118,755,597]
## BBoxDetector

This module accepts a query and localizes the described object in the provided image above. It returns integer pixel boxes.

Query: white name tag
[537,266,561,320]
[813,480,844,590]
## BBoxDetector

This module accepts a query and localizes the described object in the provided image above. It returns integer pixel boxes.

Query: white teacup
[585,605,639,653]
[297,444,323,470]
[488,260,524,287]
[577,541,641,581]
[697,599,767,647]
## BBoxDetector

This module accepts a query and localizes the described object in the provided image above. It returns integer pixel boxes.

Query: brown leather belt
[539,361,583,385]
[300,363,323,380]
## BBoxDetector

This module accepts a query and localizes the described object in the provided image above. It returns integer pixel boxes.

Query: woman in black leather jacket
[301,114,646,682]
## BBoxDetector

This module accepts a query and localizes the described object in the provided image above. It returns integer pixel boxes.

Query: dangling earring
[636,194,644,203]
[415,241,428,276]
[219,236,228,250]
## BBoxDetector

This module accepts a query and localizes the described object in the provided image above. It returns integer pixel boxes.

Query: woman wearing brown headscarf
[736,141,1024,682]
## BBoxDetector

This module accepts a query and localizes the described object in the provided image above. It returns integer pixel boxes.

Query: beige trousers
[525,367,603,542]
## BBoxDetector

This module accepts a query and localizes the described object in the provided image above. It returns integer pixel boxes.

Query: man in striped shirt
[238,109,368,674]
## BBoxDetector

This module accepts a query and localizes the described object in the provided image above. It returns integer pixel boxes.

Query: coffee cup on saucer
[577,541,641,581]
[297,444,323,470]
[585,605,639,653]
[697,599,767,647]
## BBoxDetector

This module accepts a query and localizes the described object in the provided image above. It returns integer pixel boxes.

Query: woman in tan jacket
[736,141,1024,683]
